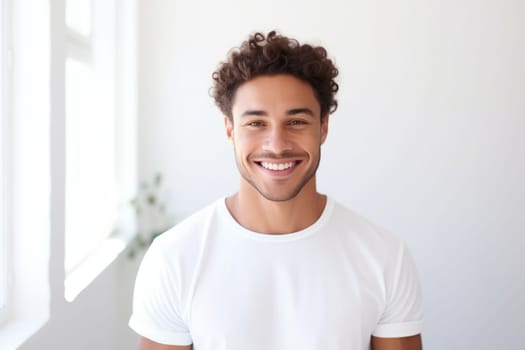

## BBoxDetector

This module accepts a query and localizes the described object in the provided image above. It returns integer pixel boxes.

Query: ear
[320,115,329,144]
[224,116,234,142]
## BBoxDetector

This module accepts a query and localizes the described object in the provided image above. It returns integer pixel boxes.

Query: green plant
[127,172,173,259]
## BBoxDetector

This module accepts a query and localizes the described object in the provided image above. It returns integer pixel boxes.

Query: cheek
[306,136,324,155]
[235,130,263,148]
[232,133,254,158]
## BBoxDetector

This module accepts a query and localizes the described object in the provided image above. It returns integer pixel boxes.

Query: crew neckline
[219,196,335,242]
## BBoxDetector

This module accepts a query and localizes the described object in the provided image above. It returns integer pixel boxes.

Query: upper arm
[371,334,422,350]
[373,241,424,339]
[138,336,192,350]
[130,243,192,346]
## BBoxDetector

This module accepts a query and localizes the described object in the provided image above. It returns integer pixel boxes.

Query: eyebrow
[240,108,315,118]
[287,108,315,117]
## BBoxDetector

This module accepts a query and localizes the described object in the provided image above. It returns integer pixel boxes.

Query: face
[225,74,329,202]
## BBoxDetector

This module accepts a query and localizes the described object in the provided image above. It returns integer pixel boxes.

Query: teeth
[261,161,295,171]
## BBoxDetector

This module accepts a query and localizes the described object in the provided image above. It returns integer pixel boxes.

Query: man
[129,31,424,350]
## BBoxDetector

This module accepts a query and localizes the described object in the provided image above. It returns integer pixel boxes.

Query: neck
[226,179,327,234]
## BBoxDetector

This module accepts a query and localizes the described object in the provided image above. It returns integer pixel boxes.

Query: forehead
[232,74,320,116]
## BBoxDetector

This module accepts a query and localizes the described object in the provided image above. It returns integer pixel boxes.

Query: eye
[289,119,307,126]
[245,120,265,128]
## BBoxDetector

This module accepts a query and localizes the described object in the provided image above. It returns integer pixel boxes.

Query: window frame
[0,0,12,324]
[0,0,52,347]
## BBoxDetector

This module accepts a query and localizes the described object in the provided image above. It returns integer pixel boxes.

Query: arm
[371,334,422,350]
[131,244,193,349]
[138,336,192,350]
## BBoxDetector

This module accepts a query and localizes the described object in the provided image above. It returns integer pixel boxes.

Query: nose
[262,126,292,155]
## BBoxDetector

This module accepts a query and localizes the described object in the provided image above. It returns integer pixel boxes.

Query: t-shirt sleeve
[372,240,424,338]
[128,242,193,346]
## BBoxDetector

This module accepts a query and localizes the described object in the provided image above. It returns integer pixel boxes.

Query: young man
[129,31,424,350]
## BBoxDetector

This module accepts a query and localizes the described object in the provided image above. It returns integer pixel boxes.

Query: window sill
[0,314,48,350]
[64,235,129,302]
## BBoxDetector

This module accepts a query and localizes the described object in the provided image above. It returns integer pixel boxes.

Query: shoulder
[150,198,226,260]
[327,198,408,263]
[330,198,403,244]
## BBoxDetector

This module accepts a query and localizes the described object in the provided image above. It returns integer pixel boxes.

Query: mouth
[255,160,301,174]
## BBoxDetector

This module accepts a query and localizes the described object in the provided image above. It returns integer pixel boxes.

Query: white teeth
[261,162,295,171]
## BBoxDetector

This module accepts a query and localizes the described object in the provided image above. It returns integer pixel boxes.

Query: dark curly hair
[211,31,339,121]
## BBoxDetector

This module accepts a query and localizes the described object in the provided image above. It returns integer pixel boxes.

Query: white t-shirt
[129,197,424,350]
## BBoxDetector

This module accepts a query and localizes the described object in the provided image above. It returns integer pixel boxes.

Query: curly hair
[211,31,339,120]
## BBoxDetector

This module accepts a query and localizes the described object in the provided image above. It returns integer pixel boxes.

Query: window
[64,0,118,275]
[0,0,137,346]
[64,0,137,301]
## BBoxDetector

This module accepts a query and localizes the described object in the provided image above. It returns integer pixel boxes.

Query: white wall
[138,0,525,349]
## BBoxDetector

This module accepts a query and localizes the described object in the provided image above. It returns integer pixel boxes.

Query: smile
[259,161,296,171]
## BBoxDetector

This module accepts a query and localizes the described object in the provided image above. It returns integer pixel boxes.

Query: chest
[187,238,385,349]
